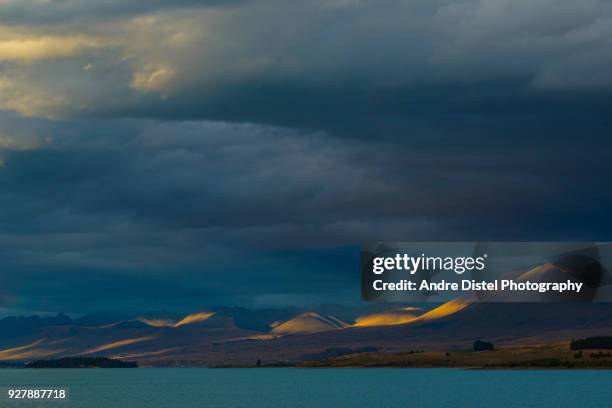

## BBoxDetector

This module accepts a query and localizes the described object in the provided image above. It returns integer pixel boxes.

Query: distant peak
[271,312,347,335]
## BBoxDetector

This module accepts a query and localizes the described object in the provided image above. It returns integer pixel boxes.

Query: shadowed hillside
[1,298,612,366]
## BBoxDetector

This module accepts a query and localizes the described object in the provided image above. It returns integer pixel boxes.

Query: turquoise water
[1,368,611,407]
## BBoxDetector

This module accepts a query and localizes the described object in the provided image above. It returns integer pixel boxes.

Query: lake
[1,368,611,407]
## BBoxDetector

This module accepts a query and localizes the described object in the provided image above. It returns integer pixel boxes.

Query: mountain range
[2,263,612,366]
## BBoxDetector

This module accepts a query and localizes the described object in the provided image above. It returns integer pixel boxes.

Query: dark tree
[570,336,612,350]
[26,356,137,368]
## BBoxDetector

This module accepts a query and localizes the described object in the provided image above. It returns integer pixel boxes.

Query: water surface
[1,368,611,407]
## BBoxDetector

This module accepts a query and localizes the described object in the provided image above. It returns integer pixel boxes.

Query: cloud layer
[1,0,612,312]
[1,112,611,311]
[0,0,611,121]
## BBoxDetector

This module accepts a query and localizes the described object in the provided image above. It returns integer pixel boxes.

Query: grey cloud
[1,113,611,311]
[1,0,612,125]
[2,115,611,250]
[2,0,612,312]
[0,0,248,24]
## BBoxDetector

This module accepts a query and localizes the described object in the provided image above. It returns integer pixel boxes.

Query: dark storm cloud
[123,80,612,138]
[0,247,359,312]
[2,0,612,312]
[1,110,612,311]
[3,115,608,241]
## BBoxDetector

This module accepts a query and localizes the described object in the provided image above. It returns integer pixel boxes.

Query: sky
[1,0,612,313]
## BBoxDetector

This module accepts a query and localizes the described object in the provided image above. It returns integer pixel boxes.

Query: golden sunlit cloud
[0,35,105,62]
[0,78,69,118]
[131,64,176,93]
